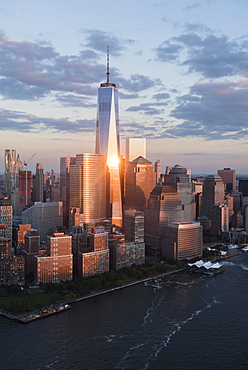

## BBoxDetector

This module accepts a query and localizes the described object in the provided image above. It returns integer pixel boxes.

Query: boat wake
[142,291,166,326]
[112,272,220,370]
[144,278,163,290]
[38,356,61,369]
[114,299,219,370]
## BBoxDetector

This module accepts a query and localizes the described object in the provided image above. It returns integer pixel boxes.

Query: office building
[154,159,161,184]
[239,180,248,197]
[124,209,144,243]
[231,192,243,213]
[4,149,16,195]
[161,165,195,221]
[60,156,76,227]
[13,224,31,251]
[70,154,106,223]
[0,237,11,259]
[22,201,63,242]
[201,175,225,220]
[145,186,183,255]
[24,229,40,254]
[34,233,73,283]
[126,138,146,162]
[0,224,6,238]
[0,197,13,241]
[108,237,145,270]
[19,170,32,207]
[22,228,40,276]
[95,48,122,226]
[162,221,203,261]
[211,203,229,235]
[125,156,156,211]
[217,168,236,192]
[34,163,44,202]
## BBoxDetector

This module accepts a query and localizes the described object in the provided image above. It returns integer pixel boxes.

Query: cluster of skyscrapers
[1,55,248,286]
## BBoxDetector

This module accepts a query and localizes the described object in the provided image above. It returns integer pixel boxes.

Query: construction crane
[23,153,36,205]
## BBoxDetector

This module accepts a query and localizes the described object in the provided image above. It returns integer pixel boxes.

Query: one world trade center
[95,47,122,227]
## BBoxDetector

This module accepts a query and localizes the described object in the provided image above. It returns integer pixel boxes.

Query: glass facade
[95,83,122,226]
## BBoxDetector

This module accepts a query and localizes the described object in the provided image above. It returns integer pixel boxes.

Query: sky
[0,0,248,175]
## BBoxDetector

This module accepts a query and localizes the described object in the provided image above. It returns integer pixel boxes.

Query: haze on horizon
[0,0,247,175]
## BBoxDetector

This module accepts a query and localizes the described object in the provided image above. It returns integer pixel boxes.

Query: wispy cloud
[0,108,95,133]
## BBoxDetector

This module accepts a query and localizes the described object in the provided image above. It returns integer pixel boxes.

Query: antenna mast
[106,45,110,84]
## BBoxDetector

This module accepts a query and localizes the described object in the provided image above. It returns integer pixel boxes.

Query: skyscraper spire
[100,46,116,88]
[106,45,110,84]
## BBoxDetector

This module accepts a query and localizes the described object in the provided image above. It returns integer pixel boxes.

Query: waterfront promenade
[0,252,241,323]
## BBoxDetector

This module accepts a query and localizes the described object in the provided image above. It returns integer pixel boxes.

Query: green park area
[0,292,61,315]
[0,260,187,316]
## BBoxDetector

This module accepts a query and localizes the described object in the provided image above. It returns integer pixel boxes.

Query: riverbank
[0,268,185,323]
[73,267,186,304]
[0,252,241,323]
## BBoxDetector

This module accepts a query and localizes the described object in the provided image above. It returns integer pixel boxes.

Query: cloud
[0,78,47,100]
[118,92,140,99]
[169,80,248,140]
[155,29,248,78]
[183,0,216,10]
[83,29,134,56]
[118,74,161,92]
[127,102,166,115]
[152,92,170,100]
[0,31,159,103]
[156,41,183,62]
[0,108,95,133]
[54,93,96,107]
[0,31,103,100]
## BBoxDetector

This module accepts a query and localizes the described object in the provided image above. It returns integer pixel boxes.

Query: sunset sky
[0,0,247,174]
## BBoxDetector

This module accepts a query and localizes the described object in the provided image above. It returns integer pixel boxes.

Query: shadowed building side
[145,185,183,256]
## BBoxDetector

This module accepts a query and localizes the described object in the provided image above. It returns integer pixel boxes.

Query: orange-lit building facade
[78,228,109,277]
[79,249,109,277]
[19,170,32,205]
[34,233,73,283]
[70,154,106,223]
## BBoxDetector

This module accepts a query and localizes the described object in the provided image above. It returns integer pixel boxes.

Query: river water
[1,252,248,370]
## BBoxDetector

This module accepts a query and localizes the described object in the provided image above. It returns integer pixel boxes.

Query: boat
[242,246,248,252]
[19,303,71,323]
[228,244,238,250]
[220,250,227,256]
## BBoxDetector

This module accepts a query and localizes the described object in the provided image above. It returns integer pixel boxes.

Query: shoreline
[0,252,241,323]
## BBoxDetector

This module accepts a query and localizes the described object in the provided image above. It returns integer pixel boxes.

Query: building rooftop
[132,156,151,164]
[206,175,222,180]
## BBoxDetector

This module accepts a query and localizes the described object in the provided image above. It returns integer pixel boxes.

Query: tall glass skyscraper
[95,48,122,226]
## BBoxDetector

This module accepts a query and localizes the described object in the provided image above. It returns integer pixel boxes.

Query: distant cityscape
[1,59,248,287]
